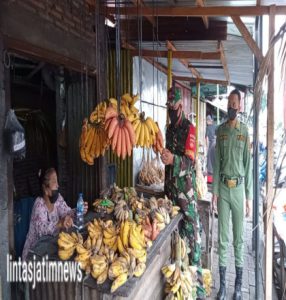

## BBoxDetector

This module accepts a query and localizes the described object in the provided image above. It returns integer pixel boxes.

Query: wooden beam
[196,0,209,29]
[131,0,156,26]
[114,18,227,41]
[4,36,96,75]
[217,41,230,84]
[231,16,263,63]
[106,5,286,16]
[130,49,221,60]
[122,40,169,75]
[166,41,201,78]
[265,6,275,299]
[173,76,228,86]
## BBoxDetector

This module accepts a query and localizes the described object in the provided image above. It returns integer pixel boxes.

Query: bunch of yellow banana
[90,254,109,284]
[87,219,103,239]
[79,120,109,165]
[121,95,139,118]
[132,113,159,148]
[89,101,107,123]
[109,256,130,292]
[118,220,130,253]
[103,220,118,252]
[202,269,212,297]
[171,206,181,218]
[162,265,194,300]
[58,231,81,260]
[75,243,92,271]
[153,207,171,231]
[129,221,147,251]
[114,200,130,222]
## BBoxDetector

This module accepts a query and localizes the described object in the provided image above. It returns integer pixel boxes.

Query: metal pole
[216,84,220,124]
[196,80,200,151]
[253,14,262,300]
[167,49,172,125]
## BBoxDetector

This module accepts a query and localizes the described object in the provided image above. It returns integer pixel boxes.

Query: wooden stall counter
[27,213,182,300]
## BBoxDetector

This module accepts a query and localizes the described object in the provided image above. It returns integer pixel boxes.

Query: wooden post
[196,80,200,151]
[216,84,220,124]
[265,5,275,299]
[167,49,172,125]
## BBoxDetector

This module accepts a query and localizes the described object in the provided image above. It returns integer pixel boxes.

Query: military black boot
[233,266,243,300]
[216,266,226,300]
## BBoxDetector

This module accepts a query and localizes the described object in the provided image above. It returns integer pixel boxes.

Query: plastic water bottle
[76,193,84,229]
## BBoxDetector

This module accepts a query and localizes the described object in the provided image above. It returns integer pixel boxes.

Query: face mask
[227,107,238,120]
[168,109,178,124]
[49,189,59,204]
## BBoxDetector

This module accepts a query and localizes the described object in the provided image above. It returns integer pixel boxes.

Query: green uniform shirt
[213,120,253,200]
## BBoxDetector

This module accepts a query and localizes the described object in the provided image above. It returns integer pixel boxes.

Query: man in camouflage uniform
[213,89,253,300]
[161,86,205,299]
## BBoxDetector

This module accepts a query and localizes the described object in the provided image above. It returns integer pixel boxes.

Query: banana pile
[114,200,130,222]
[79,119,109,165]
[133,112,159,148]
[152,207,171,231]
[152,125,164,154]
[162,234,197,300]
[58,231,83,260]
[105,106,136,159]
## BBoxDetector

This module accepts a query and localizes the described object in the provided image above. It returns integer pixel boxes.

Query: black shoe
[233,266,243,300]
[216,266,226,300]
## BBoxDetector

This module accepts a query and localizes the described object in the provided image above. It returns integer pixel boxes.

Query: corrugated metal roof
[134,31,254,86]
[115,0,286,86]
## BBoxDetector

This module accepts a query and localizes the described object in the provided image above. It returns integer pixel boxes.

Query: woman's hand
[62,215,73,229]
[83,202,88,215]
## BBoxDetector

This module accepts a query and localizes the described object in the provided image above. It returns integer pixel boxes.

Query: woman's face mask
[49,189,59,204]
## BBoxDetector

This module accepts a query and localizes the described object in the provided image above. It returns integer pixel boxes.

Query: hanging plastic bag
[4,109,26,160]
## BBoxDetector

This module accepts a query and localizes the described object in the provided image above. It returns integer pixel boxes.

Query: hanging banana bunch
[79,119,109,165]
[105,105,136,159]
[132,112,159,148]
[152,122,164,154]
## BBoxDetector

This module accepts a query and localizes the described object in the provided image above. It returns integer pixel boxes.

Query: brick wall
[14,0,95,41]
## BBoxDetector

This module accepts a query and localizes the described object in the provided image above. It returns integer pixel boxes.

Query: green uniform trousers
[218,182,244,267]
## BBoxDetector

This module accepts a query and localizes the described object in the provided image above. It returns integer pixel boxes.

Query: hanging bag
[4,109,26,160]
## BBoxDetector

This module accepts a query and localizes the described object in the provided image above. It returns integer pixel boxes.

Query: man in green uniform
[162,86,205,299]
[212,89,253,300]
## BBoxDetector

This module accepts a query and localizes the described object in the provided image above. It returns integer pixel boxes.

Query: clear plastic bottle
[76,193,84,229]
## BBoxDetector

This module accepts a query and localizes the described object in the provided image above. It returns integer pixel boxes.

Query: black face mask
[169,109,178,124]
[49,189,59,204]
[227,107,238,120]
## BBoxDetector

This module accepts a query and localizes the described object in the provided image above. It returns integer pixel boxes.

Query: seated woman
[22,167,88,260]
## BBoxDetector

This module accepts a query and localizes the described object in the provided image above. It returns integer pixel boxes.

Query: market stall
[27,213,182,300]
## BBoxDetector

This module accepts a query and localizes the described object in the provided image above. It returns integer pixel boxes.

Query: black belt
[220,175,244,188]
